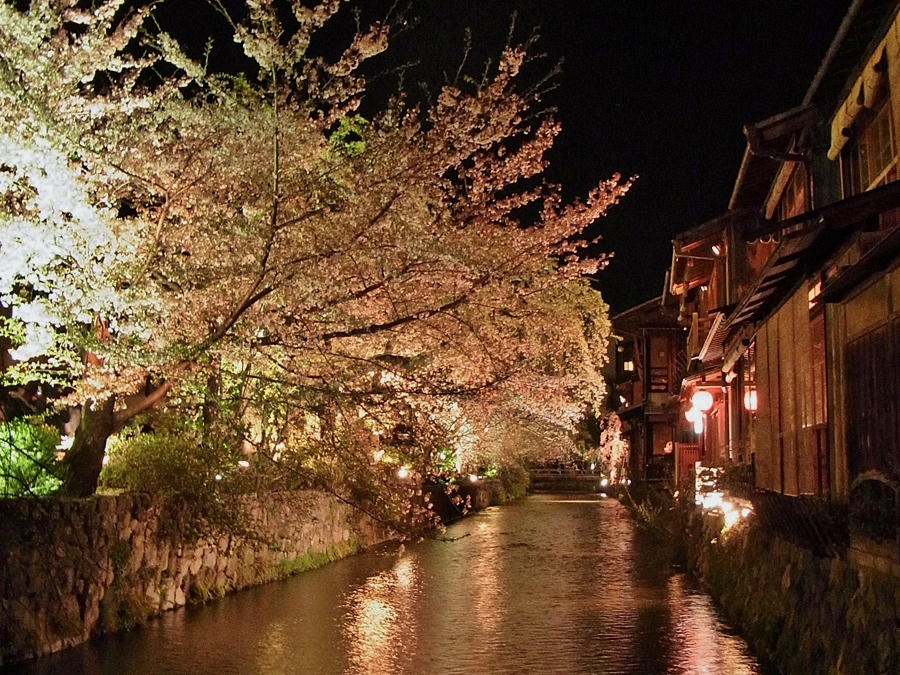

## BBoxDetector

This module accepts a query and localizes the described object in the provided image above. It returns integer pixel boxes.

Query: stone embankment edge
[681,505,900,675]
[0,490,392,665]
[0,479,514,666]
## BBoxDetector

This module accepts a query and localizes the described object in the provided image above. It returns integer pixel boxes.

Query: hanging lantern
[685,406,702,423]
[693,418,704,435]
[743,389,758,413]
[691,389,714,412]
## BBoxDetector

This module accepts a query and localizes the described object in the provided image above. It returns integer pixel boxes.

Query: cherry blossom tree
[0,0,628,498]
[598,412,630,482]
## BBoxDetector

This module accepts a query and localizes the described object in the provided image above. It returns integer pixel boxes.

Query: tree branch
[113,380,174,428]
[321,273,490,340]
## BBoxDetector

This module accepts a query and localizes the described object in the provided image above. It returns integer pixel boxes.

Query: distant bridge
[529,468,605,493]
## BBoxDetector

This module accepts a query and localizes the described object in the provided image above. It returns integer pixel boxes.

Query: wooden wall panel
[754,325,776,491]
[778,303,799,496]
[794,290,817,494]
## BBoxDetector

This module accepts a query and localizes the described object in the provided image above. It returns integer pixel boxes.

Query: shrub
[0,418,62,497]
[717,462,755,500]
[100,429,237,497]
[498,463,530,501]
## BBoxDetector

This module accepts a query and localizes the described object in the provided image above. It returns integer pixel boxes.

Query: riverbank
[0,491,391,664]
[0,476,522,665]
[676,500,900,675]
[1,494,772,675]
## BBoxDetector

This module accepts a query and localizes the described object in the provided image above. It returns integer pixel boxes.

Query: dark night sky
[379,0,852,312]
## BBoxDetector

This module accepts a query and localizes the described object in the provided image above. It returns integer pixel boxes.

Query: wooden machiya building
[610,297,686,482]
[662,0,900,550]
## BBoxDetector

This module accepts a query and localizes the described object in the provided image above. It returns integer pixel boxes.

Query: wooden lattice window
[846,318,900,482]
[846,97,897,195]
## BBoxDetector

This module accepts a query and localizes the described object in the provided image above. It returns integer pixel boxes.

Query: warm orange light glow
[691,390,714,412]
[743,389,758,412]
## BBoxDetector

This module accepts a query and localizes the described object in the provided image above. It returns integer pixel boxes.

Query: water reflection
[343,556,419,674]
[666,574,766,675]
[3,495,777,675]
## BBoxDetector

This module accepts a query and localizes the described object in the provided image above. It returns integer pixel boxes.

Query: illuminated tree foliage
[0,0,627,503]
[598,412,629,482]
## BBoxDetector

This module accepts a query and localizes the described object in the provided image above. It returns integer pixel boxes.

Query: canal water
[5,495,776,675]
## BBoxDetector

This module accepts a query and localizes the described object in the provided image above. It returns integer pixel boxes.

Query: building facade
[610,297,686,482]
[660,0,900,543]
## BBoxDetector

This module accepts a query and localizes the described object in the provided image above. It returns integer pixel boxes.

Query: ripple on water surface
[3,494,776,675]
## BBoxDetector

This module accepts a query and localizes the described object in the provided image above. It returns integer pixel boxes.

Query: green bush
[101,430,237,497]
[498,463,530,501]
[0,418,62,497]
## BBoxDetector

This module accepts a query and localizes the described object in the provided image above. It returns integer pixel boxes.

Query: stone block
[202,549,217,569]
[0,490,395,664]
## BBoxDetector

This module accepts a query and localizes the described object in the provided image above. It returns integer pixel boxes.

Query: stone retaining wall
[0,491,391,664]
[684,507,900,675]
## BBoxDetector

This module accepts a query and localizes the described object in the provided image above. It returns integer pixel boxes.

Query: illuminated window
[808,280,822,310]
[623,360,634,372]
[778,162,808,221]
[846,97,897,195]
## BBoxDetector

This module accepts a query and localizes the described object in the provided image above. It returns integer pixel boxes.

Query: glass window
[847,98,897,195]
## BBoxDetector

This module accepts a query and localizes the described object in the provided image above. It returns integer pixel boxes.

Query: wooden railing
[675,443,701,485]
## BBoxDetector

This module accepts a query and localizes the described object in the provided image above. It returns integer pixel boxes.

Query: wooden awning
[697,310,728,364]
[729,106,818,212]
[670,211,749,297]
[727,228,827,331]
[725,179,900,344]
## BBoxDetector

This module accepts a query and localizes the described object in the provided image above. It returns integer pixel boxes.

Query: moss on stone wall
[682,504,900,675]
[0,491,392,665]
[275,539,360,578]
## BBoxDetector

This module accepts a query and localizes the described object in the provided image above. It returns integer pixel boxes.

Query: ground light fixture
[694,461,754,533]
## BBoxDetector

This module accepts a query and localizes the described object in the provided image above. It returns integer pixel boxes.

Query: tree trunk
[60,397,117,497]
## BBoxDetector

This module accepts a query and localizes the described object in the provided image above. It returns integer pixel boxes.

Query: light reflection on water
[3,495,777,675]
